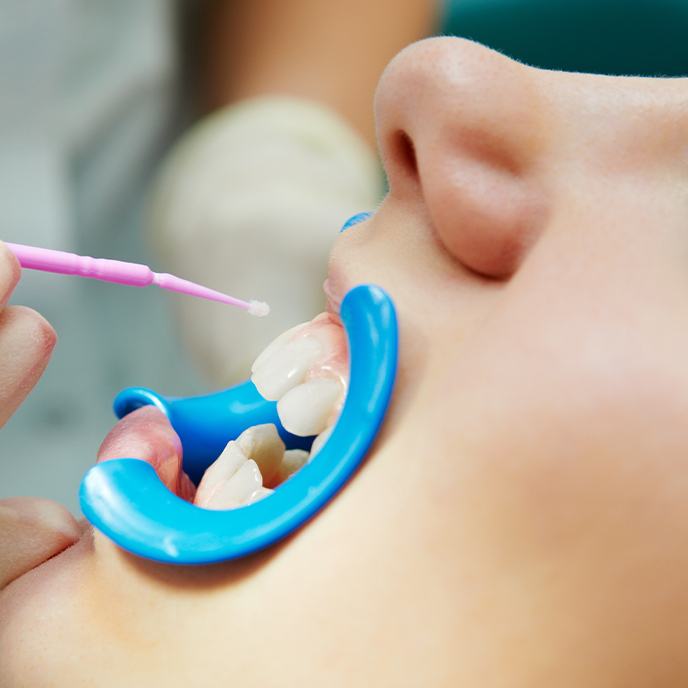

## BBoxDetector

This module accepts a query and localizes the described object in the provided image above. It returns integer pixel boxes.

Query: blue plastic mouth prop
[79,284,398,564]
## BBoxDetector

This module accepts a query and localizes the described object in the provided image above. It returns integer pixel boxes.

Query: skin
[0,242,79,592]
[2,37,688,686]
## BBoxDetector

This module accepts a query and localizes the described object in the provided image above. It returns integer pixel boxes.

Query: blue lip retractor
[79,284,398,564]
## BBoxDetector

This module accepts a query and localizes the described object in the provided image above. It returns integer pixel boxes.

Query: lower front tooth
[277,378,343,437]
[309,426,333,460]
[235,424,284,488]
[194,441,247,507]
[200,459,263,511]
[246,487,273,504]
[278,449,309,482]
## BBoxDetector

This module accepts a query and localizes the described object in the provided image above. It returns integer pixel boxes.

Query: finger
[0,241,20,310]
[0,305,57,428]
[97,406,195,499]
[0,497,80,590]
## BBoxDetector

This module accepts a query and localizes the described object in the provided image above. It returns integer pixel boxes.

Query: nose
[375,38,549,279]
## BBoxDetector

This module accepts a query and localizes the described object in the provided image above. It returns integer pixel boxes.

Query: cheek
[448,301,688,519]
[414,314,688,672]
[427,296,688,608]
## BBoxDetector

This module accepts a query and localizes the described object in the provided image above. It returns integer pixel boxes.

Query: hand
[0,241,80,590]
[0,242,56,428]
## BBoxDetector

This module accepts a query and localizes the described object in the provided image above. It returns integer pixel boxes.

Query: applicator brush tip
[248,300,270,317]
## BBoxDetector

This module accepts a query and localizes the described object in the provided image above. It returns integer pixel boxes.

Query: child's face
[3,38,688,686]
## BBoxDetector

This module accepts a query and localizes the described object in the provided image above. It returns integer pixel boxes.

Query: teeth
[235,423,285,488]
[251,322,308,373]
[202,460,263,510]
[194,441,248,507]
[195,424,282,509]
[277,378,343,436]
[246,487,273,504]
[249,312,348,468]
[309,426,333,460]
[195,438,264,510]
[251,335,322,401]
[278,449,310,482]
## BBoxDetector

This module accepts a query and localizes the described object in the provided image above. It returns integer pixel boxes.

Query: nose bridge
[549,74,687,175]
[376,38,550,279]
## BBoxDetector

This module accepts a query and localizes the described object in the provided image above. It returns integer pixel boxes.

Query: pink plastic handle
[3,242,269,315]
[5,243,154,286]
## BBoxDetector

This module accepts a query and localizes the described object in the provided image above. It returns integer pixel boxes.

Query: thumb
[0,497,80,590]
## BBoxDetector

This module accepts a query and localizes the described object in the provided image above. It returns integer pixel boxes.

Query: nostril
[392,130,419,180]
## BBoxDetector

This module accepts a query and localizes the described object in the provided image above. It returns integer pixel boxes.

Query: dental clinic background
[2,0,686,513]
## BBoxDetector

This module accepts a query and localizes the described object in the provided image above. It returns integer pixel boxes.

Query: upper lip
[323,254,351,316]
[323,277,342,315]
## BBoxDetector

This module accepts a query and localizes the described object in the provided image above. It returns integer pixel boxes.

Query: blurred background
[1,0,686,513]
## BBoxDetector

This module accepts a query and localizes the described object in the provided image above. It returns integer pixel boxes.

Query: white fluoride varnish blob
[248,300,270,318]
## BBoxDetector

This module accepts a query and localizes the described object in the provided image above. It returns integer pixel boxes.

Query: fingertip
[0,241,21,307]
[11,305,57,356]
[0,497,80,589]
[0,306,57,428]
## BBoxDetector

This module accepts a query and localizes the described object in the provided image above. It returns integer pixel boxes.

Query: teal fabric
[441,0,688,76]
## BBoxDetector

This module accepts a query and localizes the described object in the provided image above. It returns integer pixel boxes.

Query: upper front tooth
[251,335,322,401]
[235,423,285,488]
[277,378,343,436]
[251,322,308,373]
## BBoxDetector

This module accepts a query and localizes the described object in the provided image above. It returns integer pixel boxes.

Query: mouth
[193,305,350,510]
[323,276,343,315]
[82,278,397,563]
[94,277,353,512]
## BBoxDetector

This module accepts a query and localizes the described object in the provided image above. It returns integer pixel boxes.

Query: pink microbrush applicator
[5,242,270,317]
